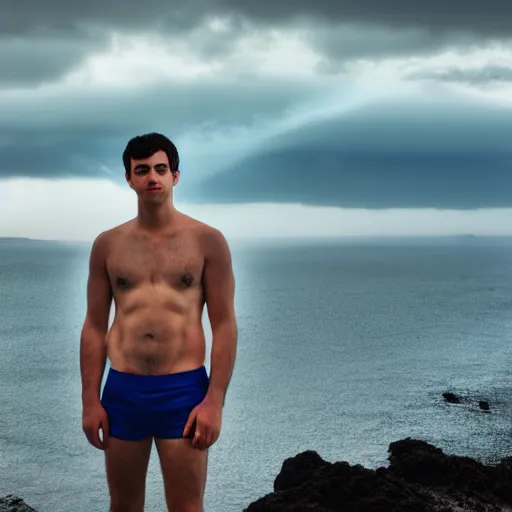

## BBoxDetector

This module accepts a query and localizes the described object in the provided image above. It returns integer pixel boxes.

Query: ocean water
[0,236,512,511]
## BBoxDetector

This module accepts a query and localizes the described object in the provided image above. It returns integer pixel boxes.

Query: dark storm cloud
[408,65,512,85]
[0,1,226,85]
[0,1,196,36]
[0,80,322,178]
[306,25,444,63]
[188,96,512,209]
[0,32,108,86]
[305,25,481,73]
[4,0,512,37]
[192,150,512,209]
[2,76,511,209]
[2,0,512,85]
[214,0,512,36]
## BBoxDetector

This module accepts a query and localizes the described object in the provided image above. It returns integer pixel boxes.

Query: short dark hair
[122,132,180,176]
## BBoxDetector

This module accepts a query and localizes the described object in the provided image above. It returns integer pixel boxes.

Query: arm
[80,231,112,407]
[203,228,238,407]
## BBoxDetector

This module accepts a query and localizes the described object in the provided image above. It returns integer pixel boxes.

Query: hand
[82,401,109,450]
[183,397,222,450]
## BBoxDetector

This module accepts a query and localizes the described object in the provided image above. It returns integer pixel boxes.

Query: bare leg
[104,436,153,512]
[154,437,208,512]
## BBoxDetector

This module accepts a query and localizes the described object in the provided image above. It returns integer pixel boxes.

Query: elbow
[211,315,238,339]
[214,314,237,330]
[82,313,109,336]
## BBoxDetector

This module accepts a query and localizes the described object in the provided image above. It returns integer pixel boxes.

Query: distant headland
[0,237,88,244]
[0,237,54,243]
[0,237,36,242]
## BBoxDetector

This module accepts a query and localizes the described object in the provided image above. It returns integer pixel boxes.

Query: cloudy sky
[1,0,511,240]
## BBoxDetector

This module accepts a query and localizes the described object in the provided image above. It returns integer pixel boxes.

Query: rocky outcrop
[244,438,512,511]
[443,392,461,404]
[479,401,490,411]
[0,495,37,512]
[4,438,512,511]
[442,392,491,413]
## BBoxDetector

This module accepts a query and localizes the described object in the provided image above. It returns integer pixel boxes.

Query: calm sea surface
[0,236,511,511]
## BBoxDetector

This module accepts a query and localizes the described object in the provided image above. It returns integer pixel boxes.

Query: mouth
[147,187,162,192]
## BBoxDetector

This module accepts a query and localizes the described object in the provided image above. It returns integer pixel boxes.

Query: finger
[102,414,110,446]
[184,418,196,440]
[209,432,218,447]
[100,421,109,450]
[94,429,104,450]
[202,426,211,449]
[86,428,103,450]
[193,426,204,449]
[183,408,198,437]
[202,428,214,450]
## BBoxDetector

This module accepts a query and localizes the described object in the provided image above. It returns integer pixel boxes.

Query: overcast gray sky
[1,0,511,240]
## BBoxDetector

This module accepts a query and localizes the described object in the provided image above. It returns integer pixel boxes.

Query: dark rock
[5,437,512,512]
[274,450,329,492]
[442,392,460,404]
[0,495,37,512]
[479,401,490,411]
[244,437,512,511]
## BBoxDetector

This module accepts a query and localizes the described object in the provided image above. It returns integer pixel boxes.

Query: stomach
[106,298,206,375]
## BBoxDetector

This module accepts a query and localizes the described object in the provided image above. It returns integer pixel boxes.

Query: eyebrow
[133,163,169,171]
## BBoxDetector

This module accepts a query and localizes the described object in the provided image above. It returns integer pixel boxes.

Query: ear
[173,170,181,186]
[125,172,132,188]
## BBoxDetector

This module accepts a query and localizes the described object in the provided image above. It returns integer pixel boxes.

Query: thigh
[104,436,153,512]
[155,437,208,511]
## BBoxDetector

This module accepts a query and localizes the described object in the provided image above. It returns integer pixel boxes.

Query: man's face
[125,150,179,201]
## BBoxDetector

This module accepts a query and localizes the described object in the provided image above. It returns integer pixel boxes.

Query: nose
[146,168,159,184]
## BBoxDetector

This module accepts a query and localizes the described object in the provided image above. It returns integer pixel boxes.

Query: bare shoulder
[180,214,230,258]
[93,220,134,242]
[89,220,133,260]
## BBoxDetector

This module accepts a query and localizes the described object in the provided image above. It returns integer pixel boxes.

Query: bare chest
[106,233,204,291]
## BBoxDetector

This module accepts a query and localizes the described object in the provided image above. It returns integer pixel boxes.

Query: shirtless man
[79,132,237,512]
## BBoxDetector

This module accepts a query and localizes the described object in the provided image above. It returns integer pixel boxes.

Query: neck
[136,199,177,232]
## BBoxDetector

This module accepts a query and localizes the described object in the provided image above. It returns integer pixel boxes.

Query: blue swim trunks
[100,366,209,441]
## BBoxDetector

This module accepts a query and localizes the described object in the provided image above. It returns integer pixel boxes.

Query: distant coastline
[0,237,57,243]
[0,237,35,242]
[1,235,512,247]
[0,237,90,244]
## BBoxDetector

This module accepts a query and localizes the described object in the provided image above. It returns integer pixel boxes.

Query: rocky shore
[243,437,512,512]
[3,434,512,511]
[0,495,37,512]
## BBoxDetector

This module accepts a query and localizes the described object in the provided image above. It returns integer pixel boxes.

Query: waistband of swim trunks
[106,365,208,388]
